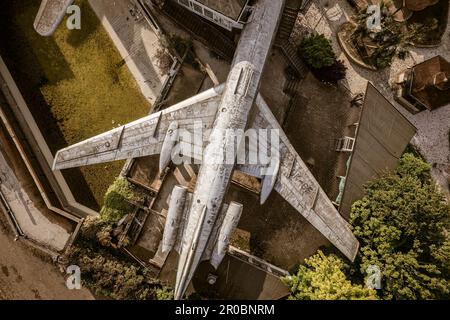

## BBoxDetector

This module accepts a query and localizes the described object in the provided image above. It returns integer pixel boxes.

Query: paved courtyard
[297,0,450,194]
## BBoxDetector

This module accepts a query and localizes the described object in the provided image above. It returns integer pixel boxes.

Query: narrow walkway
[88,0,169,105]
[0,92,74,252]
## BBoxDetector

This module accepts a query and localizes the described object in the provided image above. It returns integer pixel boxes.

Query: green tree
[350,153,450,300]
[300,34,336,69]
[282,251,378,300]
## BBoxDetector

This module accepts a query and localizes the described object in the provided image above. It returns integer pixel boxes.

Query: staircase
[162,1,236,61]
[275,6,299,46]
[283,76,301,96]
[282,92,301,128]
[279,39,307,78]
[274,5,307,78]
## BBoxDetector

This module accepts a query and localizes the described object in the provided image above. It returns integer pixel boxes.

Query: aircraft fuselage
[173,0,285,300]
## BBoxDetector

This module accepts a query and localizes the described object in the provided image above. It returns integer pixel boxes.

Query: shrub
[311,59,347,84]
[282,251,378,300]
[300,34,336,69]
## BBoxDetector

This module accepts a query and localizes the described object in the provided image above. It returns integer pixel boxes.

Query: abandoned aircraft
[35,0,360,300]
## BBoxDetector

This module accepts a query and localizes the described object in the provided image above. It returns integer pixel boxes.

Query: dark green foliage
[299,34,347,83]
[285,153,449,300]
[350,153,450,299]
[300,34,336,69]
[311,60,347,84]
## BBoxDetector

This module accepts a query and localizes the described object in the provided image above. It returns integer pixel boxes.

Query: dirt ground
[283,72,360,200]
[0,217,93,300]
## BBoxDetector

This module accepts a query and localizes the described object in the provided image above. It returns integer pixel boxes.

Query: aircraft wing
[34,0,74,36]
[237,94,360,261]
[52,85,224,170]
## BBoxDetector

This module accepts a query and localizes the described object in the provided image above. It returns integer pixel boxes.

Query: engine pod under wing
[161,185,188,253]
[210,202,243,269]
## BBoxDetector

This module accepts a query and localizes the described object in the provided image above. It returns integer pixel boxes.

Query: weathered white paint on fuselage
[174,0,285,300]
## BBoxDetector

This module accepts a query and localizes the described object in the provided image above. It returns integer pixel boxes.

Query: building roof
[196,0,247,20]
[410,55,450,110]
[339,83,416,216]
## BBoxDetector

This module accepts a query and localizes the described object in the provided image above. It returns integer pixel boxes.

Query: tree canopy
[282,251,378,300]
[350,153,450,299]
[300,34,336,69]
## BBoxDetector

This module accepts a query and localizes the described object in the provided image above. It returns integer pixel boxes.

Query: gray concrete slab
[88,0,170,105]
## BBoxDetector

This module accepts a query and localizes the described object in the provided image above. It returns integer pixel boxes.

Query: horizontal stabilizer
[34,0,74,36]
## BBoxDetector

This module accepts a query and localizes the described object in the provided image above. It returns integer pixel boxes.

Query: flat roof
[411,55,450,110]
[339,83,417,215]
[196,0,248,20]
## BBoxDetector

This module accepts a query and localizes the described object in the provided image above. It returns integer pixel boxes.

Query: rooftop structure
[337,83,417,215]
[168,0,252,31]
[395,55,450,114]
[196,0,247,20]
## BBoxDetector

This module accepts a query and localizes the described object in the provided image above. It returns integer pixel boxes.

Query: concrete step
[278,40,307,78]
[275,6,300,45]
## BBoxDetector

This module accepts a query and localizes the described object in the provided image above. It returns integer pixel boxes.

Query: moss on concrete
[100,177,146,224]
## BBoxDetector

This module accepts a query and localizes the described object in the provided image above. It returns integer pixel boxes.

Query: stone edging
[337,21,378,71]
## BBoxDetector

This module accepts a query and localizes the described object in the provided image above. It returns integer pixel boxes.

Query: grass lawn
[0,0,151,210]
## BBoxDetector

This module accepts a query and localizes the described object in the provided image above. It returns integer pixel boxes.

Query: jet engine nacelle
[159,121,179,173]
[210,202,243,269]
[260,157,280,205]
[162,185,188,253]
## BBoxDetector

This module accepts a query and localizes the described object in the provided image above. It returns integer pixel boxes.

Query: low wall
[0,55,98,219]
[0,100,83,258]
